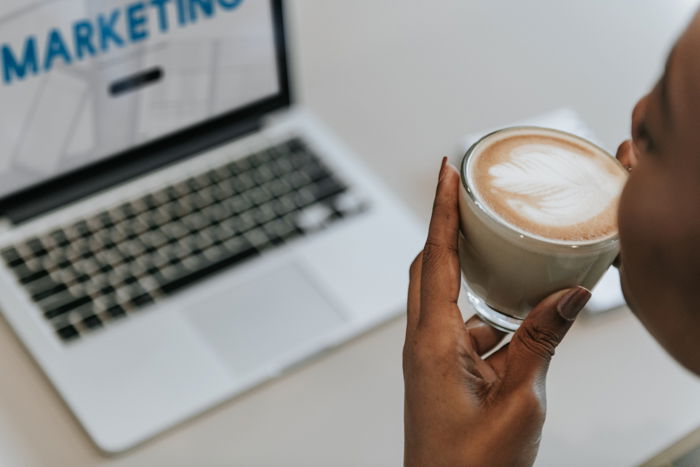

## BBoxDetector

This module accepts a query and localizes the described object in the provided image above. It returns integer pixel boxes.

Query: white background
[0,1,699,466]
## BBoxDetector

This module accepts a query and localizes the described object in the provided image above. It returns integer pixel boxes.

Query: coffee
[458,127,627,331]
[469,131,625,243]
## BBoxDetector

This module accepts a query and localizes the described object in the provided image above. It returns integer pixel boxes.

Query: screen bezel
[0,0,290,222]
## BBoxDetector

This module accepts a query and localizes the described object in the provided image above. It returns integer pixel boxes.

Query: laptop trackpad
[182,263,347,376]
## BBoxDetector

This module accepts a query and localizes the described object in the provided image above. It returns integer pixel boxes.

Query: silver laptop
[0,0,422,452]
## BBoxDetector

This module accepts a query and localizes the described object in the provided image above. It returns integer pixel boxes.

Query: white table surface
[2,1,700,466]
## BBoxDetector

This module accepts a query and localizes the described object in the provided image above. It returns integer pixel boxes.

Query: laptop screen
[0,0,280,199]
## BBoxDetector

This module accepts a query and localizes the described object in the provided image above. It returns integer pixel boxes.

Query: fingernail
[556,286,591,321]
[438,157,448,182]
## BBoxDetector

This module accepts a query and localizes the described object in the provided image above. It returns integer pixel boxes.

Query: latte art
[467,128,627,243]
[488,144,622,227]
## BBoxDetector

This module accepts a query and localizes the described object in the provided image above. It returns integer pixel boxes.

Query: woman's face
[617,13,700,374]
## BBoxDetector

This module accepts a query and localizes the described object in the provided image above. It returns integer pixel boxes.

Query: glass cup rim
[459,125,625,250]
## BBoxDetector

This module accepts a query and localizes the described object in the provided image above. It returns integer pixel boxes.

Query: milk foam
[467,129,627,243]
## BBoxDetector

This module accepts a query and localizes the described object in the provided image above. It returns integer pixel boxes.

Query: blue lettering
[98,10,125,52]
[127,3,149,42]
[189,0,214,21]
[176,0,188,26]
[44,29,72,72]
[1,37,38,84]
[2,0,244,85]
[73,20,96,60]
[150,0,172,32]
[217,0,243,9]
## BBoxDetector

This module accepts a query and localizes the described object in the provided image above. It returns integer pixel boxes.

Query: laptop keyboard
[0,138,366,343]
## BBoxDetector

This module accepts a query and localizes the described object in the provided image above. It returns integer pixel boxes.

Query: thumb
[507,286,591,384]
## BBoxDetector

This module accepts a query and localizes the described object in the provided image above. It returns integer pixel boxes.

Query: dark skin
[404,11,700,466]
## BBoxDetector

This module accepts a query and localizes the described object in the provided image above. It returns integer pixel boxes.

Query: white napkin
[458,108,626,314]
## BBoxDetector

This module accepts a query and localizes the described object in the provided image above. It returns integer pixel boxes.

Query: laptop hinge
[0,118,263,226]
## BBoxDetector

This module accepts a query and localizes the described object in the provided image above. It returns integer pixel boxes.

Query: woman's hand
[403,159,591,467]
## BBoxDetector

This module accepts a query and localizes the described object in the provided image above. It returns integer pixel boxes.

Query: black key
[79,248,95,260]
[173,180,192,197]
[82,314,103,329]
[118,202,137,219]
[266,145,287,160]
[49,229,70,248]
[73,221,92,238]
[186,178,202,192]
[309,177,346,201]
[219,236,248,253]
[102,236,118,250]
[97,212,114,228]
[130,198,149,215]
[302,161,332,182]
[208,185,227,203]
[158,241,258,295]
[263,219,298,242]
[26,275,63,294]
[233,212,257,232]
[130,293,154,308]
[270,197,297,216]
[143,194,159,210]
[250,149,272,166]
[74,273,91,284]
[269,158,295,177]
[232,172,256,192]
[251,205,276,225]
[159,203,180,221]
[197,172,216,187]
[289,151,315,169]
[267,179,293,197]
[42,292,91,319]
[244,227,271,250]
[126,282,148,297]
[205,204,228,223]
[100,285,116,296]
[292,188,316,208]
[247,186,273,205]
[123,275,138,285]
[105,304,127,319]
[26,238,49,257]
[56,324,80,341]
[285,171,312,189]
[192,192,213,210]
[252,165,275,185]
[15,265,49,284]
[174,198,195,216]
[1,247,23,267]
[211,167,231,183]
[227,157,251,175]
[30,281,68,302]
[165,186,179,201]
[228,193,253,213]
[287,138,305,153]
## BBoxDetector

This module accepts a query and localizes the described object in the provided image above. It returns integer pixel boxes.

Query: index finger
[419,158,462,327]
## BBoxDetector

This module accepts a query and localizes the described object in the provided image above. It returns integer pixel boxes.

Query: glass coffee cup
[458,127,627,332]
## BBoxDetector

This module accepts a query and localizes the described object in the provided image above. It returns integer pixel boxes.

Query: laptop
[0,0,422,452]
